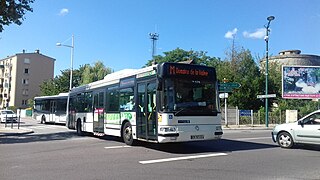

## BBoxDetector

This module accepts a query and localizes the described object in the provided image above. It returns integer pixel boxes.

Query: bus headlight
[160,127,177,132]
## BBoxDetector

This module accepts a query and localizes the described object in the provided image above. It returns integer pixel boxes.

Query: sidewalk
[0,123,34,136]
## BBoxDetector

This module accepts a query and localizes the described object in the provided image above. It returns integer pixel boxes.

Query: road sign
[257,94,277,98]
[219,82,241,88]
[218,86,234,92]
[219,93,228,98]
[239,110,252,116]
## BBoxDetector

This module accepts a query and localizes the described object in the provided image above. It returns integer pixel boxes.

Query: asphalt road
[0,119,319,180]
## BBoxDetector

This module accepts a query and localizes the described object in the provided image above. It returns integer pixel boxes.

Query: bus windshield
[162,78,218,115]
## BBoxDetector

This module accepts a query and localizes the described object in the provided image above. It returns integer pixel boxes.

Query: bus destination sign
[169,65,209,77]
[158,62,216,80]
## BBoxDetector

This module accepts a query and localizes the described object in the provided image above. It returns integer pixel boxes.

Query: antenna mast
[149,33,159,63]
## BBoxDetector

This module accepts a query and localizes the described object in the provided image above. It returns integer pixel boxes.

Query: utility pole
[149,33,159,64]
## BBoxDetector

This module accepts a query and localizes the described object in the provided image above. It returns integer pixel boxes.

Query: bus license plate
[191,135,204,139]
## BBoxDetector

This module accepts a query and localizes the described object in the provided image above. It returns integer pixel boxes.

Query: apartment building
[0,50,55,109]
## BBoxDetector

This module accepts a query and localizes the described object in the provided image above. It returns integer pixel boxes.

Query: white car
[272,110,320,148]
[0,110,18,123]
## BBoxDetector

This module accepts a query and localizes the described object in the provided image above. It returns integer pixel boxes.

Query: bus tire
[122,121,135,146]
[41,115,46,124]
[76,120,84,136]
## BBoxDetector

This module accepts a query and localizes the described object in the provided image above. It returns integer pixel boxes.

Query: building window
[24,68,29,74]
[24,58,30,64]
[22,79,29,85]
[22,89,29,95]
[22,100,27,105]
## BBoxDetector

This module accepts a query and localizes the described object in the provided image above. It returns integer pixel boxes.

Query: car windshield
[301,112,320,124]
[2,110,14,114]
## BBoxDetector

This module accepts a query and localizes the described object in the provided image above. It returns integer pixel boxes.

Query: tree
[40,69,78,96]
[40,61,113,96]
[0,0,35,32]
[145,48,221,67]
[81,61,113,85]
[220,48,264,110]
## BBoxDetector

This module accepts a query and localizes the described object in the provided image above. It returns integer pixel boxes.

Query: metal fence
[221,108,286,126]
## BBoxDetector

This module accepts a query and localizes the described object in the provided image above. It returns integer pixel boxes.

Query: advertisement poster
[282,66,320,99]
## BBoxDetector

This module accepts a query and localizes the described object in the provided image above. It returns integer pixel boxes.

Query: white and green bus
[33,93,68,124]
[67,62,222,145]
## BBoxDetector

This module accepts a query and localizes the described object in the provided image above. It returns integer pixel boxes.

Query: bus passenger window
[125,97,135,111]
[119,88,134,111]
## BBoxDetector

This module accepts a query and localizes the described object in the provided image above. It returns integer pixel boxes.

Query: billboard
[282,66,320,99]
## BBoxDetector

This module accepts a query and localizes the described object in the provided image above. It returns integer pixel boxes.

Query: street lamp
[56,35,74,128]
[264,16,275,127]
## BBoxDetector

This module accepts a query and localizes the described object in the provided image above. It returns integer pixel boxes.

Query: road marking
[104,145,131,149]
[139,153,227,164]
[234,137,270,141]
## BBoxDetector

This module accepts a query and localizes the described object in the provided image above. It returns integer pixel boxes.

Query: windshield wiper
[174,107,188,116]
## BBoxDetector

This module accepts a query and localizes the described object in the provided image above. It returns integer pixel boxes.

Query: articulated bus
[67,62,222,145]
[33,93,68,124]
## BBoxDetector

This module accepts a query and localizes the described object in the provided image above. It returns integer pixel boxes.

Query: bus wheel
[122,121,135,146]
[41,115,46,124]
[76,120,84,136]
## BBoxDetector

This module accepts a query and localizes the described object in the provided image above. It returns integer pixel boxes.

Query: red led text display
[169,65,209,77]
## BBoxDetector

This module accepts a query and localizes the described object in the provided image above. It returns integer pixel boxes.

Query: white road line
[104,145,131,149]
[234,137,271,141]
[139,153,227,164]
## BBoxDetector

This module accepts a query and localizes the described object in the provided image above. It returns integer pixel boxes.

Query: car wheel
[277,132,294,148]
[122,121,135,146]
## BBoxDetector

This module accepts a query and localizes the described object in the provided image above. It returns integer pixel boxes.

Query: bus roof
[34,92,69,100]
[70,64,157,93]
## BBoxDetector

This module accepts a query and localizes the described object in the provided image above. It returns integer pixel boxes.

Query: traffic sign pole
[218,81,242,127]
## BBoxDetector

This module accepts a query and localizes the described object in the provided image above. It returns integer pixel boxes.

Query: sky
[0,0,320,76]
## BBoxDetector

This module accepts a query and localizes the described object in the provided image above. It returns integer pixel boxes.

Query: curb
[0,127,34,136]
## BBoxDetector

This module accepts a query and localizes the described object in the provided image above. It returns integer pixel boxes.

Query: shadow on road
[139,139,320,153]
[2,131,319,152]
[0,131,79,144]
[137,139,278,154]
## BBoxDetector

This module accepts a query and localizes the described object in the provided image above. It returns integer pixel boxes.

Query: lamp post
[56,35,74,127]
[264,16,275,127]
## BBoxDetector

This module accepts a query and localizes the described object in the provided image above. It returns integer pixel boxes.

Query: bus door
[93,91,105,133]
[49,100,56,122]
[136,80,157,141]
